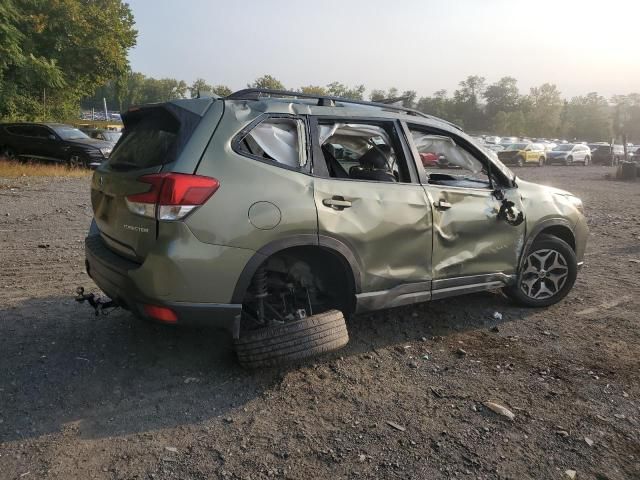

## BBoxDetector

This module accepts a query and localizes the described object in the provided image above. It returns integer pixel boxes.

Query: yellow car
[497,142,547,167]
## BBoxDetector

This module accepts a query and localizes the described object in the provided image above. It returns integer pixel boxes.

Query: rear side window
[108,107,182,170]
[236,117,308,169]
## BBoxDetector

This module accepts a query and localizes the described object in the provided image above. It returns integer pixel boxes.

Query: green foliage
[326,82,366,100]
[248,75,285,90]
[299,85,328,95]
[0,0,137,121]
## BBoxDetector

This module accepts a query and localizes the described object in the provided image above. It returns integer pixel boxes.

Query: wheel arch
[230,235,362,305]
[519,219,576,270]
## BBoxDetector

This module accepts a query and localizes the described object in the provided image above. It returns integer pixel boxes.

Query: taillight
[125,173,220,221]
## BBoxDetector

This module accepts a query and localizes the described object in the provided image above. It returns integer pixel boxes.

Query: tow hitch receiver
[75,286,118,316]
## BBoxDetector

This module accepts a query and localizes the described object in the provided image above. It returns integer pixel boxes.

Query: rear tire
[68,154,88,168]
[538,156,544,167]
[235,310,349,368]
[1,146,16,160]
[503,234,577,308]
[515,156,524,167]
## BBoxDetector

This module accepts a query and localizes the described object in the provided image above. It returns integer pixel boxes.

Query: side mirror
[48,134,57,141]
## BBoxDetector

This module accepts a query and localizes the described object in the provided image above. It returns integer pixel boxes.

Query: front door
[311,118,433,310]
[405,124,526,292]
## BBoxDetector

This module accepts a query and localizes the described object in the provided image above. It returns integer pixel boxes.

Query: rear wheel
[515,156,524,167]
[538,156,544,167]
[504,234,577,308]
[235,248,353,367]
[68,153,88,168]
[235,310,348,368]
[1,146,16,160]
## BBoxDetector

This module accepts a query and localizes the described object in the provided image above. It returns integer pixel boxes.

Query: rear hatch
[90,100,218,261]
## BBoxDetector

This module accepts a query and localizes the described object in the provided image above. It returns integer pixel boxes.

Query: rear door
[311,117,433,297]
[91,100,221,261]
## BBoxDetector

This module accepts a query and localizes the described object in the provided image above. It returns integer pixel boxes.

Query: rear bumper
[85,234,241,333]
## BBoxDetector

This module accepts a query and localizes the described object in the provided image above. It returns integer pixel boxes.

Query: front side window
[317,121,411,183]
[236,117,307,169]
[410,127,494,189]
[52,126,90,141]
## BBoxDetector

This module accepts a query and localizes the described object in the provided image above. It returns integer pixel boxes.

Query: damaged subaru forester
[83,89,588,367]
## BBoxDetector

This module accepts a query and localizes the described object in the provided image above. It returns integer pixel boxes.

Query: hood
[498,150,519,158]
[516,178,574,197]
[65,138,112,150]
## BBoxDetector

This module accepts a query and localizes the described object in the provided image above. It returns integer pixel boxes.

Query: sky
[127,0,640,99]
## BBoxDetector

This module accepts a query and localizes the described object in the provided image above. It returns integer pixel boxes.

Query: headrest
[359,145,390,169]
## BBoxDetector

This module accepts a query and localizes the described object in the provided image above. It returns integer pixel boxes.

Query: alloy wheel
[519,249,569,299]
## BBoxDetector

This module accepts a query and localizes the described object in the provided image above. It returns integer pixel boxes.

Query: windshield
[553,144,574,151]
[506,143,527,151]
[52,126,90,140]
[103,132,122,142]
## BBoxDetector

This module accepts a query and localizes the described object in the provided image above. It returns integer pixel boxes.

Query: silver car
[546,144,592,166]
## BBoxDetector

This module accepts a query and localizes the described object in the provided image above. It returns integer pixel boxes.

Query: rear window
[107,107,183,170]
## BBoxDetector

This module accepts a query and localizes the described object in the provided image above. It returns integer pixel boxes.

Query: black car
[590,144,625,165]
[0,123,113,168]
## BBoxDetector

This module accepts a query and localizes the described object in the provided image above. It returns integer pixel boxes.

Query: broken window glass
[238,117,307,168]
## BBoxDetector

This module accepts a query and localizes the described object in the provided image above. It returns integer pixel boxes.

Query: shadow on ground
[0,290,526,443]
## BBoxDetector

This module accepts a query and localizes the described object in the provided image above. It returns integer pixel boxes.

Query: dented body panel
[424,185,526,279]
[314,178,433,292]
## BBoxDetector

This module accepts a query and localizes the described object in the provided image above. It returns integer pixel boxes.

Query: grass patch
[0,159,92,178]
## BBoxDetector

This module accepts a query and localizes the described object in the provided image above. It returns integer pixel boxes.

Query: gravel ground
[0,166,638,480]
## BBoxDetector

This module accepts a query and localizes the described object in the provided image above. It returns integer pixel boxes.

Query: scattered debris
[490,326,500,333]
[456,348,467,357]
[408,361,418,369]
[37,244,50,249]
[564,469,577,479]
[358,454,366,462]
[584,437,594,447]
[483,401,515,421]
[421,354,429,360]
[629,259,640,264]
[164,447,178,453]
[492,311,503,321]
[556,430,570,437]
[613,414,626,420]
[184,377,200,384]
[386,420,406,432]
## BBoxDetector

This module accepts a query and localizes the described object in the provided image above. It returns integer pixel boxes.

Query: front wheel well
[537,225,576,251]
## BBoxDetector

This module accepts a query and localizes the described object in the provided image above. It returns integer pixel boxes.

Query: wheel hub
[520,249,569,300]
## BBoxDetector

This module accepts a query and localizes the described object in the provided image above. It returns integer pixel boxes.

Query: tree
[525,83,563,138]
[483,76,520,118]
[211,85,232,97]
[0,0,137,121]
[564,93,612,141]
[453,75,486,131]
[189,78,212,98]
[326,82,365,100]
[416,90,457,123]
[299,85,327,95]
[248,74,285,90]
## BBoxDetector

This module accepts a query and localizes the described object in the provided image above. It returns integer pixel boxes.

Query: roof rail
[226,88,461,130]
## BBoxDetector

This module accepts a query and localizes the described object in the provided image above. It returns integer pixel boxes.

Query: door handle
[435,200,452,210]
[323,196,352,210]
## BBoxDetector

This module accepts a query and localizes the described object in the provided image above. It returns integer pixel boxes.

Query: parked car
[484,144,505,153]
[484,135,501,144]
[79,128,122,147]
[83,89,588,367]
[500,136,518,145]
[591,144,625,165]
[0,123,113,168]
[497,142,547,167]
[546,144,591,165]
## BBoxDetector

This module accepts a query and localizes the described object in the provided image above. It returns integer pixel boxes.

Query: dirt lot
[0,166,639,480]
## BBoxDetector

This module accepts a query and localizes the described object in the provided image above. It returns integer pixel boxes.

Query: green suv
[85,89,588,367]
